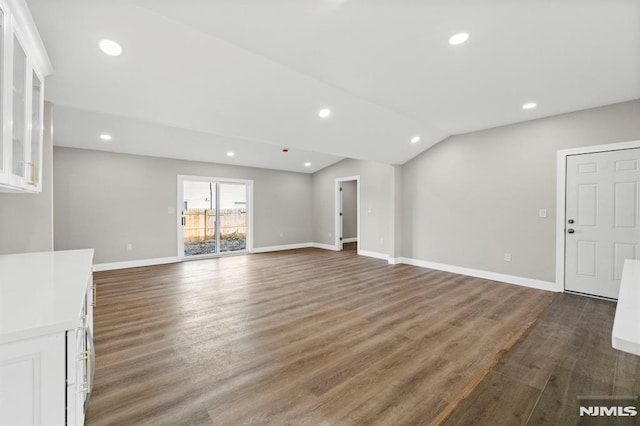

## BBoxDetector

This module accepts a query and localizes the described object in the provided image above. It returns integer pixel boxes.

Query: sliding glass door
[178,176,252,258]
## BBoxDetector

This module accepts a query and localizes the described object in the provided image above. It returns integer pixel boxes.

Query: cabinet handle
[27,162,37,186]
[79,350,92,394]
[93,282,97,307]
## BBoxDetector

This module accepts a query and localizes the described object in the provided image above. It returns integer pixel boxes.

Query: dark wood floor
[444,292,640,425]
[84,246,636,425]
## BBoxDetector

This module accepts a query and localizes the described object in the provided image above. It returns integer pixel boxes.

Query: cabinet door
[9,31,28,188]
[0,333,65,424]
[66,326,87,426]
[0,3,46,193]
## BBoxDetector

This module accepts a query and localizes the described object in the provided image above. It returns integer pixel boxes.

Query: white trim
[180,250,248,261]
[335,176,360,251]
[93,256,180,272]
[556,139,640,293]
[359,250,389,261]
[311,242,340,251]
[342,237,357,243]
[393,257,558,293]
[252,243,313,253]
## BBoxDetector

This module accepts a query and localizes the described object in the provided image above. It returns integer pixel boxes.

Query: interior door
[565,148,640,299]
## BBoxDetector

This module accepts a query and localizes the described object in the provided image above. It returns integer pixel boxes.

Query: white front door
[565,148,640,299]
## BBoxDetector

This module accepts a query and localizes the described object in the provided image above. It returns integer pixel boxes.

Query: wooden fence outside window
[183,208,247,242]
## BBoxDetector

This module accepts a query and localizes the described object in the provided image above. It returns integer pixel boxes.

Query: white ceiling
[27,0,640,173]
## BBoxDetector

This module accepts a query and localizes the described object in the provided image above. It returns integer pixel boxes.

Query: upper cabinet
[0,0,51,193]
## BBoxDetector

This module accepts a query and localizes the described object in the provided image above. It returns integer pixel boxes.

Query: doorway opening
[178,175,253,259]
[335,176,360,252]
[556,140,640,299]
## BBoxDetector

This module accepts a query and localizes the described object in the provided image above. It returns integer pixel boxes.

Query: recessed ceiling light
[318,108,331,118]
[99,39,123,56]
[449,33,469,45]
[99,133,112,141]
[304,162,311,167]
[449,33,469,46]
[226,152,235,157]
[410,136,421,144]
[522,102,537,110]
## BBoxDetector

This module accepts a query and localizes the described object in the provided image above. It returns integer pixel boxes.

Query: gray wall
[0,102,54,254]
[402,99,640,282]
[312,158,394,255]
[53,147,313,264]
[342,180,357,239]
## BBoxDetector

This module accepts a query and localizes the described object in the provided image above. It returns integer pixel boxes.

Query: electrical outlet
[127,243,133,251]
[504,253,512,262]
[380,237,384,245]
[538,209,547,218]
[329,231,332,237]
[279,232,284,238]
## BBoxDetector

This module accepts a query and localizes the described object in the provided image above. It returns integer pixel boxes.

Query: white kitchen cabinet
[0,249,95,425]
[0,0,51,193]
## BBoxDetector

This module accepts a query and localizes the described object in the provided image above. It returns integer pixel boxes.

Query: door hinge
[340,187,343,191]
[340,237,343,241]
[340,212,343,216]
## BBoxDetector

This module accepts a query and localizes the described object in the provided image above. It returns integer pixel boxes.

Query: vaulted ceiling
[27,0,640,173]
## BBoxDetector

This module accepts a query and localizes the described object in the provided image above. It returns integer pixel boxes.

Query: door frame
[334,176,360,252]
[177,174,254,260]
[555,139,640,292]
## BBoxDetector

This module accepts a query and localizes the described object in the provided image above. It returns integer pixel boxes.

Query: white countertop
[0,249,94,344]
[612,259,640,356]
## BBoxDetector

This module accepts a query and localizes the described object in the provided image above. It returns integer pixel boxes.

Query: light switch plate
[539,209,547,218]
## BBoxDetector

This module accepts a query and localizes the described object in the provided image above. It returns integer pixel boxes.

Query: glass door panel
[29,71,42,187]
[0,7,4,175]
[182,180,217,257]
[11,35,27,180]
[219,183,247,252]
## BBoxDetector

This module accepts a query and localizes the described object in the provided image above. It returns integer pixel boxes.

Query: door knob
[567,229,575,234]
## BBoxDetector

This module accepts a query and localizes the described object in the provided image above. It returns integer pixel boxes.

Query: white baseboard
[358,250,390,261]
[252,243,313,253]
[392,257,560,292]
[343,237,358,243]
[93,256,180,272]
[311,242,340,251]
